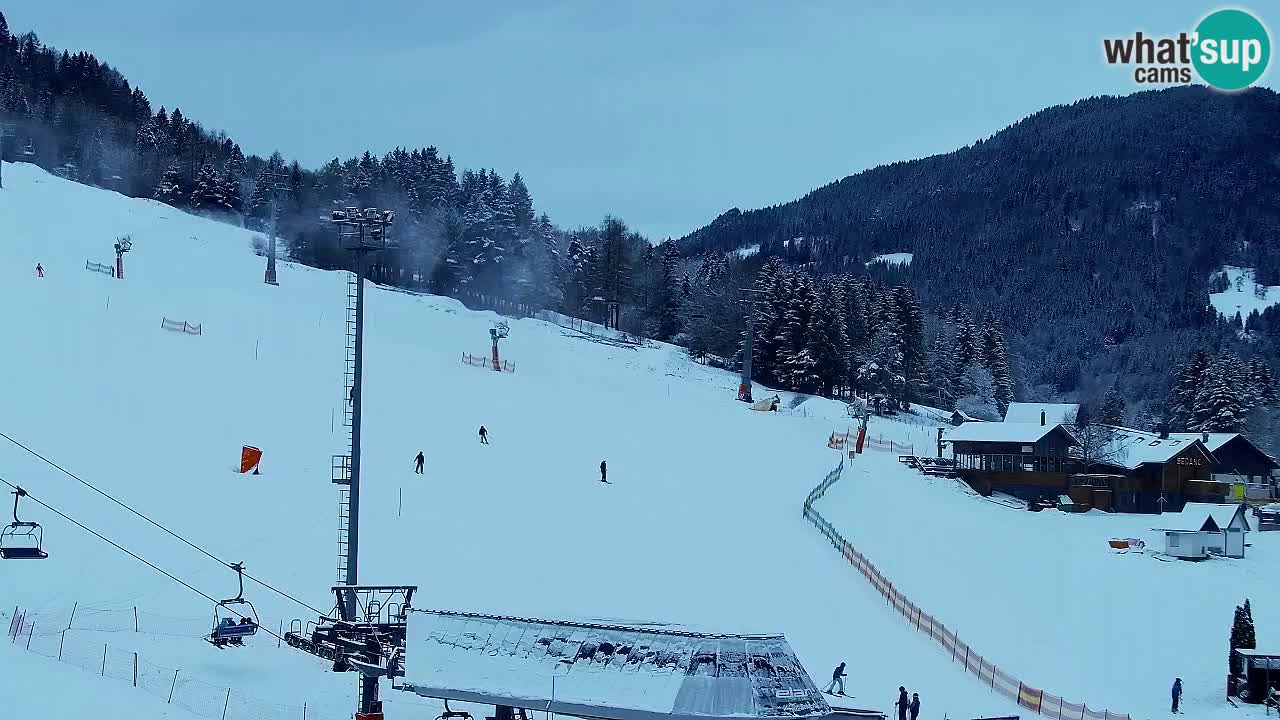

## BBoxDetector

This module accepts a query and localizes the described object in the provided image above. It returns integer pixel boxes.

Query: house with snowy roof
[1002,402,1080,426]
[1168,432,1279,492]
[946,421,1081,499]
[1079,426,1227,513]
[1154,502,1250,559]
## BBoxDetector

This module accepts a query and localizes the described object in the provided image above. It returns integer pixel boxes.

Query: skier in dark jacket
[908,693,920,720]
[479,426,489,444]
[600,460,608,483]
[414,451,425,474]
[895,687,909,720]
[1172,677,1182,713]
[823,662,847,695]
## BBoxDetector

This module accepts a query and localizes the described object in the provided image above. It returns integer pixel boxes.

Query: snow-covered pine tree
[1098,384,1126,425]
[1197,354,1247,432]
[778,274,816,390]
[752,261,789,386]
[1169,349,1211,428]
[977,318,1013,415]
[892,286,928,404]
[804,282,849,396]
[653,241,683,341]
[1230,599,1257,675]
[952,310,981,386]
[189,162,225,212]
[154,162,186,206]
[1248,357,1279,406]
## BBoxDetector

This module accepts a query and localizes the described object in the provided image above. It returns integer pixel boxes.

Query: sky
[6,1,1274,240]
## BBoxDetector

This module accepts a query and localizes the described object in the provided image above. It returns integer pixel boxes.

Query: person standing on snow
[1171,677,1182,713]
[908,692,920,720]
[479,426,489,444]
[600,460,608,483]
[895,686,909,720]
[823,662,847,695]
[414,451,425,474]
[35,263,43,278]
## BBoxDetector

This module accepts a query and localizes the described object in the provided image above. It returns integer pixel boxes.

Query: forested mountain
[678,86,1280,426]
[5,9,1279,443]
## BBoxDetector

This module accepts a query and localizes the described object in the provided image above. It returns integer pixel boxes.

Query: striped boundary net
[801,459,1132,720]
[6,606,345,720]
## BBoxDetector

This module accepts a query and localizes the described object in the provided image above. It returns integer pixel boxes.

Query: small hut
[1231,648,1280,704]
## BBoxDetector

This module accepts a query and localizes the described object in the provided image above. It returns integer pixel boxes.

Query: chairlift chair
[438,699,474,720]
[207,561,260,648]
[0,488,48,560]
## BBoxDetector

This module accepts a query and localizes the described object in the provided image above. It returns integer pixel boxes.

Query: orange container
[240,446,263,474]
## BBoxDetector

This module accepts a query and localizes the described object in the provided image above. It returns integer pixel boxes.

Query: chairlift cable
[0,429,328,617]
[0,475,293,644]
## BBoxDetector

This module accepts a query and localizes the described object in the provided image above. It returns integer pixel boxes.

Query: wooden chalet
[1079,426,1227,513]
[946,421,1081,499]
[1170,432,1279,495]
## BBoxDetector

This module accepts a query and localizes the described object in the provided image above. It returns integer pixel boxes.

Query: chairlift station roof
[400,609,832,720]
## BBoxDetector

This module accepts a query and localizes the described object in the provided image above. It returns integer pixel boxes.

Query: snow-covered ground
[734,243,761,258]
[820,448,1279,720]
[866,253,913,268]
[0,163,1017,719]
[2,163,1275,720]
[1210,266,1280,327]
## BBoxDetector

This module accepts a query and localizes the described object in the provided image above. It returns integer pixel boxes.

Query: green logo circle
[1193,9,1270,90]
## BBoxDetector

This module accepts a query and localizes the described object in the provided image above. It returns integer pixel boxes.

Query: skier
[35,263,43,278]
[895,686,909,720]
[600,460,608,483]
[479,426,489,444]
[414,451,425,474]
[1171,677,1182,713]
[909,692,920,720]
[823,662,847,696]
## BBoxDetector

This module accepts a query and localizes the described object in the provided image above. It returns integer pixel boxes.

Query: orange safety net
[239,446,262,474]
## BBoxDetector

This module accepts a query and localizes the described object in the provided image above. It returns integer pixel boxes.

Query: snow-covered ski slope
[0,162,1008,719]
[3,162,1274,720]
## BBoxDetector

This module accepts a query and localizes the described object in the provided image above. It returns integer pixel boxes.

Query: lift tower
[328,207,394,719]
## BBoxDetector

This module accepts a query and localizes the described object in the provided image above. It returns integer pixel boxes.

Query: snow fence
[801,459,1132,720]
[7,606,345,720]
[161,317,203,335]
[534,309,643,346]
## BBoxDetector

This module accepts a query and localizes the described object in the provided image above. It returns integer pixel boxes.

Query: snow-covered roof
[1183,502,1249,532]
[1167,432,1240,453]
[1155,503,1248,533]
[1002,403,1079,425]
[1093,426,1212,470]
[945,422,1070,444]
[400,610,831,720]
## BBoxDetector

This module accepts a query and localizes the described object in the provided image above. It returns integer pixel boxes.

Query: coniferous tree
[154,162,186,206]
[1197,355,1248,432]
[653,241,683,341]
[189,162,224,212]
[1169,350,1211,428]
[1230,599,1257,676]
[804,282,849,396]
[1098,384,1127,425]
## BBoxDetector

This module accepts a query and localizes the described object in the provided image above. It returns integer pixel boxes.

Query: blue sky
[6,1,1273,239]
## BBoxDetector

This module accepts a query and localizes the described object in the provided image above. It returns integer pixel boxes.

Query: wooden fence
[801,459,1132,720]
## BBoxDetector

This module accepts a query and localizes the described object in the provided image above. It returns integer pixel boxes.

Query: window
[1169,534,1180,548]
[1021,446,1034,454]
